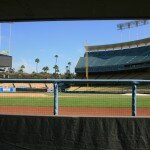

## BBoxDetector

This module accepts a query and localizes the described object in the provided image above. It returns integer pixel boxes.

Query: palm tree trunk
[55,58,57,65]
[36,63,38,73]
[69,65,70,73]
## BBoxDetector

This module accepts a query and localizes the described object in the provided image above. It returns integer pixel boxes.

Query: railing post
[54,82,58,115]
[132,83,137,116]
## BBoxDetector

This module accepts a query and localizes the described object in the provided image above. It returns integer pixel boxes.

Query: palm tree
[66,66,69,73]
[68,62,71,73]
[53,65,59,73]
[53,55,59,78]
[42,66,49,73]
[18,65,25,73]
[35,58,40,73]
[55,55,58,65]
[21,65,25,69]
[53,65,59,78]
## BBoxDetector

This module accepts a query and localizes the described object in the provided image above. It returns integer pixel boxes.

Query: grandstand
[0,83,54,93]
[75,38,150,79]
[68,38,150,93]
[0,83,14,88]
[66,85,131,94]
[31,83,53,89]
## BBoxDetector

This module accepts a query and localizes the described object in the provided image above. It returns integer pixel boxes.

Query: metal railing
[0,79,150,116]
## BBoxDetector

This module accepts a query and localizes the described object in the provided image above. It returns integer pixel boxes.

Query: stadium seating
[30,83,47,89]
[14,83,31,88]
[75,45,150,73]
[0,83,51,89]
[66,85,131,93]
[67,84,150,94]
[86,70,150,80]
[0,83,14,88]
[45,83,53,88]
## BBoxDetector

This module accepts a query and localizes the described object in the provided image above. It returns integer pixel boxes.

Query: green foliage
[55,55,58,58]
[35,58,40,63]
[53,65,59,78]
[35,58,40,73]
[42,66,49,73]
[17,65,25,73]
[21,65,25,69]
[0,71,76,79]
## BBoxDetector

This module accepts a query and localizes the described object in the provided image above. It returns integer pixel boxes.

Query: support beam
[54,82,58,115]
[132,83,137,116]
[85,47,89,80]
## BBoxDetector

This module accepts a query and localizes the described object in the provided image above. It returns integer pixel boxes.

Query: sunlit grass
[0,93,149,108]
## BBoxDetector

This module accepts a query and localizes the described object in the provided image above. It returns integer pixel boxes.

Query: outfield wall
[0,115,149,150]
[0,87,16,92]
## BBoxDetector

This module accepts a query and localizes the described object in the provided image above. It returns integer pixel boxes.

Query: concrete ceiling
[0,0,149,22]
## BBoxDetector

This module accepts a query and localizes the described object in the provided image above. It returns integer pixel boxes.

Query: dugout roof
[0,0,149,22]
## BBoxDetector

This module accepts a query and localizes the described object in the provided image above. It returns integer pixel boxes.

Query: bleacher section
[45,83,53,88]
[14,83,31,88]
[30,83,46,89]
[66,85,131,93]
[67,85,150,94]
[0,83,53,89]
[0,83,14,88]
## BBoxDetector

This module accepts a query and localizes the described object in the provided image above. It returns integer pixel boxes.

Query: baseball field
[0,92,149,116]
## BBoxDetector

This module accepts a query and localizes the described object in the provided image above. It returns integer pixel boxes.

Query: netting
[0,81,149,116]
[59,83,131,116]
[136,83,150,116]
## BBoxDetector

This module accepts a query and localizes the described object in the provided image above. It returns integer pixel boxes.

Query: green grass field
[0,93,150,108]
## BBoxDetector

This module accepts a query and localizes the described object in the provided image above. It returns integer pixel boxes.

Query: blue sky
[0,20,149,73]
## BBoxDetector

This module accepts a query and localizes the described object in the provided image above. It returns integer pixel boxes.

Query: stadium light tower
[8,22,13,55]
[117,20,150,42]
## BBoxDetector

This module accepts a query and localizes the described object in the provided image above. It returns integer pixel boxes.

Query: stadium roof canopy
[76,44,150,73]
[0,0,149,22]
[85,38,150,51]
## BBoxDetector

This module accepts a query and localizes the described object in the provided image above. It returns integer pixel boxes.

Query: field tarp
[0,115,149,150]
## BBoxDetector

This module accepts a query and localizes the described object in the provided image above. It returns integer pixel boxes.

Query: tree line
[1,55,76,79]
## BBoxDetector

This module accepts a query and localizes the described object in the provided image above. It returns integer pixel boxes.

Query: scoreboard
[0,54,12,67]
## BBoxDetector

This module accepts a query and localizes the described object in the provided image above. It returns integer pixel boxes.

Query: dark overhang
[0,0,149,22]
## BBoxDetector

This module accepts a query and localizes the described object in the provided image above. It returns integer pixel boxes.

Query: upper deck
[85,38,150,51]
